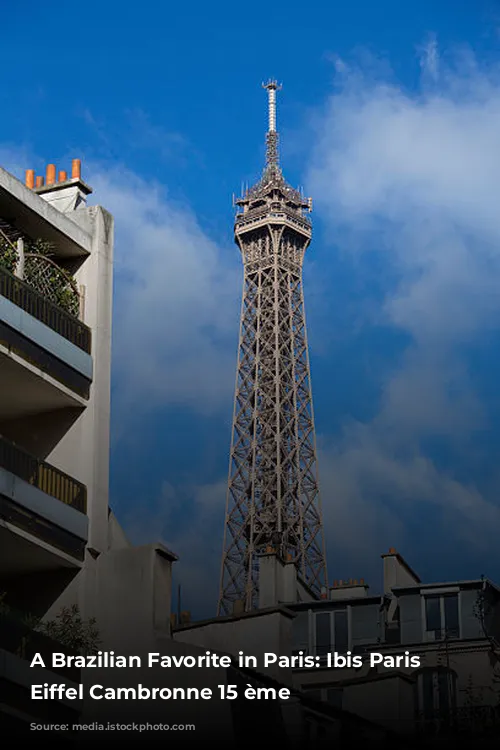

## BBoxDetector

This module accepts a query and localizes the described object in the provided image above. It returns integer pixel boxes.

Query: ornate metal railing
[24,252,81,318]
[0,264,91,353]
[0,435,87,513]
[236,204,311,229]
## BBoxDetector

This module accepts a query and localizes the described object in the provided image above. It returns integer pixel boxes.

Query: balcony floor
[0,345,86,420]
[0,522,81,575]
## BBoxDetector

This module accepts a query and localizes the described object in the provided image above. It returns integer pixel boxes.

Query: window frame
[421,589,461,642]
[312,607,352,656]
[291,606,353,659]
[416,667,457,719]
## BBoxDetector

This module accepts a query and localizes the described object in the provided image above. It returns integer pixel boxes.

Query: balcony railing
[0,264,91,354]
[0,435,86,514]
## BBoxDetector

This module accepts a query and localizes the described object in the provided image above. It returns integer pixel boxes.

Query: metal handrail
[0,435,87,514]
[0,264,91,353]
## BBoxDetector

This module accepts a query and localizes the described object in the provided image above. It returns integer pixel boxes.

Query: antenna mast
[262,79,282,169]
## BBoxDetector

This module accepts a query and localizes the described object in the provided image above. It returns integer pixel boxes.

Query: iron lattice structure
[218,81,327,615]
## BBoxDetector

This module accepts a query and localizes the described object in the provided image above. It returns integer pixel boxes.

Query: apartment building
[174,548,500,742]
[0,160,116,735]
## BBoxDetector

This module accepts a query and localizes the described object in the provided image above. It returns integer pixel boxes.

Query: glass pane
[443,595,459,638]
[438,671,451,713]
[421,671,435,715]
[292,612,309,653]
[334,610,349,651]
[326,688,343,708]
[425,596,441,633]
[315,613,331,655]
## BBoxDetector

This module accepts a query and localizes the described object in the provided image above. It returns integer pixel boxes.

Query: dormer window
[423,593,460,641]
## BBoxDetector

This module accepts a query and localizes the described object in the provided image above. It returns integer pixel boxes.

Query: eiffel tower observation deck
[217,81,328,615]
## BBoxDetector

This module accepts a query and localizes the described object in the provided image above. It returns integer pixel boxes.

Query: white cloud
[418,34,439,81]
[88,166,240,418]
[308,44,500,575]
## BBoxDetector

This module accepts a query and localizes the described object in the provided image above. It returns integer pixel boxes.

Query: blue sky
[2,0,500,616]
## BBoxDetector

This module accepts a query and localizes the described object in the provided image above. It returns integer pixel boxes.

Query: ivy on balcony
[0,222,80,318]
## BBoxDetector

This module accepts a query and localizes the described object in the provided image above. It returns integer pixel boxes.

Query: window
[292,611,309,655]
[424,594,460,640]
[335,610,349,651]
[316,613,331,656]
[314,609,350,656]
[292,608,351,659]
[417,668,457,721]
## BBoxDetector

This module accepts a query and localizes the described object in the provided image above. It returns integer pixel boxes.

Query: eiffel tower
[217,81,327,615]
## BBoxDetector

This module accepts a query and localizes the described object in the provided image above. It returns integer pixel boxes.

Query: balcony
[0,264,90,353]
[0,435,87,568]
[0,264,92,403]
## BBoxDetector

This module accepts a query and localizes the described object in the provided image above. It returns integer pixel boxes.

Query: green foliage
[0,236,18,273]
[0,594,100,655]
[29,238,56,257]
[29,604,101,655]
[25,238,80,317]
[0,231,79,316]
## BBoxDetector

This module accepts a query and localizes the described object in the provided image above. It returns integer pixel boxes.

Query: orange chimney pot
[35,176,44,188]
[72,158,81,179]
[389,547,396,554]
[46,164,56,186]
[58,170,67,182]
[25,170,35,189]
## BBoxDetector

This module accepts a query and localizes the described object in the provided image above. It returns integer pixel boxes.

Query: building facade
[0,160,139,737]
[176,548,500,742]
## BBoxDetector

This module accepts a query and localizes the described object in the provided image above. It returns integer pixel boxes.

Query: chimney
[381,547,420,594]
[72,158,81,179]
[329,578,369,600]
[258,547,299,607]
[34,158,92,213]
[25,170,35,189]
[46,164,56,185]
[232,599,245,616]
